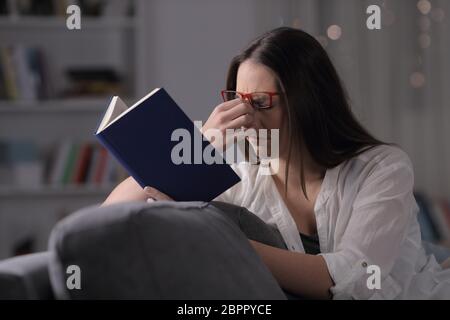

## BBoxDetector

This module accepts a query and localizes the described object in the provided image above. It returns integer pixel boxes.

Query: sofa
[0,201,287,300]
[1,200,449,300]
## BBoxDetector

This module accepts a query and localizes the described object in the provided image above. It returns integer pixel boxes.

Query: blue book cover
[95,88,240,201]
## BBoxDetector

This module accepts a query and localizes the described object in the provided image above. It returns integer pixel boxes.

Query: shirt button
[361,261,368,268]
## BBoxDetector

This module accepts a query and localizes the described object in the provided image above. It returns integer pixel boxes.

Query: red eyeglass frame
[221,90,280,109]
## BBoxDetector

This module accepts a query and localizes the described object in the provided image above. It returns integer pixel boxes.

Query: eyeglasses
[221,90,280,110]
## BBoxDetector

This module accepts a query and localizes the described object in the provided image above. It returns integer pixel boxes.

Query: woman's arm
[102,178,174,206]
[102,176,148,206]
[249,240,333,299]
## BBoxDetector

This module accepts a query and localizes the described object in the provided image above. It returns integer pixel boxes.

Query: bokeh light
[417,0,432,15]
[410,72,426,88]
[327,25,342,40]
[292,18,301,29]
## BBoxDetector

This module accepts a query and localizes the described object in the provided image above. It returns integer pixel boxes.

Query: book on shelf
[0,139,43,187]
[63,67,124,98]
[0,139,124,189]
[0,45,50,101]
[49,141,126,188]
[0,45,126,105]
[414,192,450,247]
[95,88,241,202]
[440,200,450,232]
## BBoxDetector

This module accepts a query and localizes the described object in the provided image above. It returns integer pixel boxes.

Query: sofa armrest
[0,252,53,299]
[48,201,286,299]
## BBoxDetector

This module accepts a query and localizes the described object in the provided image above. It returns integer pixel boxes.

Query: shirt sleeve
[319,148,418,300]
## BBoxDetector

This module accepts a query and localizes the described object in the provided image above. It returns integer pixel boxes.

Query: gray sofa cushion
[48,201,286,300]
[0,252,53,299]
[211,201,287,249]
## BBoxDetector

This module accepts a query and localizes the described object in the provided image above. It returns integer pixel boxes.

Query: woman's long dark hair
[226,27,386,198]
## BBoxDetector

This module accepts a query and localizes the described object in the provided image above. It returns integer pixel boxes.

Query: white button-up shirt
[215,145,450,299]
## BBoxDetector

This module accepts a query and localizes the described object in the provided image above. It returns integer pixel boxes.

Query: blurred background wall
[0,0,449,258]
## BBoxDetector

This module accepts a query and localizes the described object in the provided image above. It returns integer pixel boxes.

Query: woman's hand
[102,177,148,206]
[144,186,174,202]
[201,99,259,149]
[101,178,174,206]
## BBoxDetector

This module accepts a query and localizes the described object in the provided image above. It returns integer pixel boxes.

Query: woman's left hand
[144,186,174,202]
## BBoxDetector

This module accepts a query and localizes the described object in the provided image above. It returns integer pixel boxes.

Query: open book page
[96,96,129,134]
[99,88,161,134]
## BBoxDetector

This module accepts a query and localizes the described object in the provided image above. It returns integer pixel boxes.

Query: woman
[103,27,450,299]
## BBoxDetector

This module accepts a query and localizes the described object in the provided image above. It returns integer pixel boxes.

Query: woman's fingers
[227,113,259,130]
[222,101,254,122]
[202,99,259,150]
[211,98,242,116]
[144,186,174,201]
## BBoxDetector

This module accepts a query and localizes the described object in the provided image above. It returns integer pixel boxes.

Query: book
[0,47,19,100]
[94,147,109,185]
[85,145,100,184]
[49,141,71,185]
[61,143,78,185]
[0,45,49,101]
[13,45,37,101]
[95,88,240,202]
[440,200,450,231]
[0,139,43,187]
[430,199,450,241]
[415,193,440,243]
[73,142,93,184]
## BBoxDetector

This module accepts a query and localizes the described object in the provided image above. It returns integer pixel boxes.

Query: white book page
[96,96,129,134]
[96,88,161,134]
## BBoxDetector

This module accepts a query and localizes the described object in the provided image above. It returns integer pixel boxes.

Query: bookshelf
[0,0,144,259]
